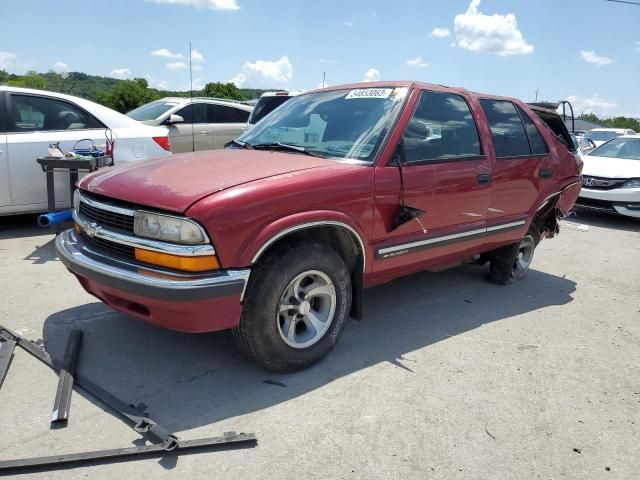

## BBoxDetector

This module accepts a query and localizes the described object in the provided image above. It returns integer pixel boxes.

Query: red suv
[57,81,582,372]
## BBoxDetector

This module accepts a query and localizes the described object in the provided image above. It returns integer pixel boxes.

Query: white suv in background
[127,97,253,153]
[0,86,171,216]
[584,128,636,147]
[247,91,304,129]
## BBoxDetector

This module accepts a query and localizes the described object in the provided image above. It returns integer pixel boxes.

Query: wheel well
[252,225,365,319]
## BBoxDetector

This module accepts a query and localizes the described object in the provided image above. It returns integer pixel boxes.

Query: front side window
[10,94,103,132]
[209,104,250,123]
[480,99,531,158]
[402,90,481,163]
[237,87,408,162]
[516,105,547,155]
[175,103,207,124]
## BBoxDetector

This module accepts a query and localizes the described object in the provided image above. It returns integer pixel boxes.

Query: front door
[372,89,491,273]
[171,103,214,153]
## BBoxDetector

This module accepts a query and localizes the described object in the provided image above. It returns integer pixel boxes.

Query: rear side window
[249,96,291,124]
[10,94,103,132]
[516,105,548,155]
[402,90,481,163]
[209,104,249,123]
[175,103,207,124]
[480,99,530,158]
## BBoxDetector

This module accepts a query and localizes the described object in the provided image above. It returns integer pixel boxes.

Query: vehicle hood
[79,150,335,213]
[582,155,640,178]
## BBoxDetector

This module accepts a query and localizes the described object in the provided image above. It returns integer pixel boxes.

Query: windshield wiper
[226,139,254,149]
[251,142,325,158]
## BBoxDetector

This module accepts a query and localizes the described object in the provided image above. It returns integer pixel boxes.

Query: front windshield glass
[237,87,409,162]
[127,101,178,121]
[589,137,640,160]
[585,130,621,142]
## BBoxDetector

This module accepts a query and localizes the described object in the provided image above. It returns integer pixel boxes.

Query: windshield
[237,87,408,162]
[248,96,292,124]
[127,101,178,121]
[589,137,640,160]
[585,130,622,142]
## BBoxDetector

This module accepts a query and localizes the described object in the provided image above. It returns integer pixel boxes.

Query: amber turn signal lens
[134,248,220,272]
[74,223,81,234]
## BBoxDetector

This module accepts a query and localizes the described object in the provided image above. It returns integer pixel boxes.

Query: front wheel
[233,240,352,372]
[488,233,538,285]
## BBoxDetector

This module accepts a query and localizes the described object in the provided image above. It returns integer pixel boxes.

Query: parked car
[246,91,303,129]
[127,97,253,153]
[574,135,640,218]
[570,132,596,157]
[0,86,171,216]
[584,128,636,147]
[57,81,582,372]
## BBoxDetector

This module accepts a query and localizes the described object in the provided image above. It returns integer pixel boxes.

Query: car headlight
[133,211,208,244]
[621,178,640,188]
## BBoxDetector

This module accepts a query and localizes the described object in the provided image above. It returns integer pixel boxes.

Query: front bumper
[56,229,250,332]
[577,187,640,218]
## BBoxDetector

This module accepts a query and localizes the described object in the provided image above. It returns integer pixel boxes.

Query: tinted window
[209,104,249,123]
[10,94,103,132]
[480,100,531,157]
[516,105,547,154]
[248,96,291,124]
[127,100,179,121]
[402,90,481,163]
[175,103,207,124]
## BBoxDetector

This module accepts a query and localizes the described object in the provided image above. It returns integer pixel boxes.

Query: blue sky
[1,0,639,117]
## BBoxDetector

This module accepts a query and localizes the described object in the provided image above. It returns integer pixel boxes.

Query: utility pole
[534,90,539,102]
[189,41,195,153]
[322,71,326,88]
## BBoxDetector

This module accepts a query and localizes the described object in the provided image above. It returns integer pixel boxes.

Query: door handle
[477,173,491,184]
[539,168,553,178]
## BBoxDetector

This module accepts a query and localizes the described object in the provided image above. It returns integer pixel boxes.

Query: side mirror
[583,138,596,154]
[165,114,184,125]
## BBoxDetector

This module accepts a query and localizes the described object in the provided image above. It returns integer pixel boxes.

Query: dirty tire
[488,231,539,285]
[233,240,352,372]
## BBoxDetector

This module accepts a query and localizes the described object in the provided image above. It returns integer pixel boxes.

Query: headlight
[622,178,640,188]
[133,211,208,244]
[73,190,80,212]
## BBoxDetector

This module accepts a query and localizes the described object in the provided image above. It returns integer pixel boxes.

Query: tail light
[153,136,171,152]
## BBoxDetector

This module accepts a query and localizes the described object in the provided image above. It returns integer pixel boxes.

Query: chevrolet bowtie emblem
[84,222,100,238]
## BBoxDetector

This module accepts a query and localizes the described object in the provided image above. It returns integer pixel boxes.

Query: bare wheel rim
[513,235,534,278]
[277,270,337,349]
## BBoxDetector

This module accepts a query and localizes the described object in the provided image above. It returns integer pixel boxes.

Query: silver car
[127,97,253,153]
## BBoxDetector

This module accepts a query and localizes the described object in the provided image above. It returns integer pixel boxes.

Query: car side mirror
[583,138,596,154]
[166,114,184,125]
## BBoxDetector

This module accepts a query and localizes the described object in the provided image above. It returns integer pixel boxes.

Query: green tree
[7,71,46,90]
[0,69,8,84]
[202,82,243,100]
[96,78,160,113]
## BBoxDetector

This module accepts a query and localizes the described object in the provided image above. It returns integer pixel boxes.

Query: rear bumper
[56,229,249,332]
[577,187,640,218]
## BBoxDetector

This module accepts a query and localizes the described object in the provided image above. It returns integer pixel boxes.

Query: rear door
[171,103,213,152]
[211,104,250,149]
[5,92,106,209]
[0,92,10,207]
[479,99,548,225]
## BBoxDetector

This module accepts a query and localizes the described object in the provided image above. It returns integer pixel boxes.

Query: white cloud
[111,68,132,79]
[52,61,69,72]
[192,78,204,90]
[566,94,617,117]
[0,51,17,70]
[344,21,355,27]
[230,56,293,87]
[147,0,240,10]
[191,49,205,63]
[406,57,430,68]
[151,48,183,59]
[579,50,612,66]
[167,61,188,71]
[453,0,533,56]
[363,68,380,82]
[430,27,451,38]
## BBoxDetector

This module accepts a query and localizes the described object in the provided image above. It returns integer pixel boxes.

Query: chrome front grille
[79,201,135,232]
[81,231,136,259]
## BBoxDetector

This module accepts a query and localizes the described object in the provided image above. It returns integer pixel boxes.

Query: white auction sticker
[345,88,393,99]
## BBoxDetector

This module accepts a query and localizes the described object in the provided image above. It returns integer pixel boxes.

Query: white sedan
[576,135,640,218]
[0,86,171,215]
